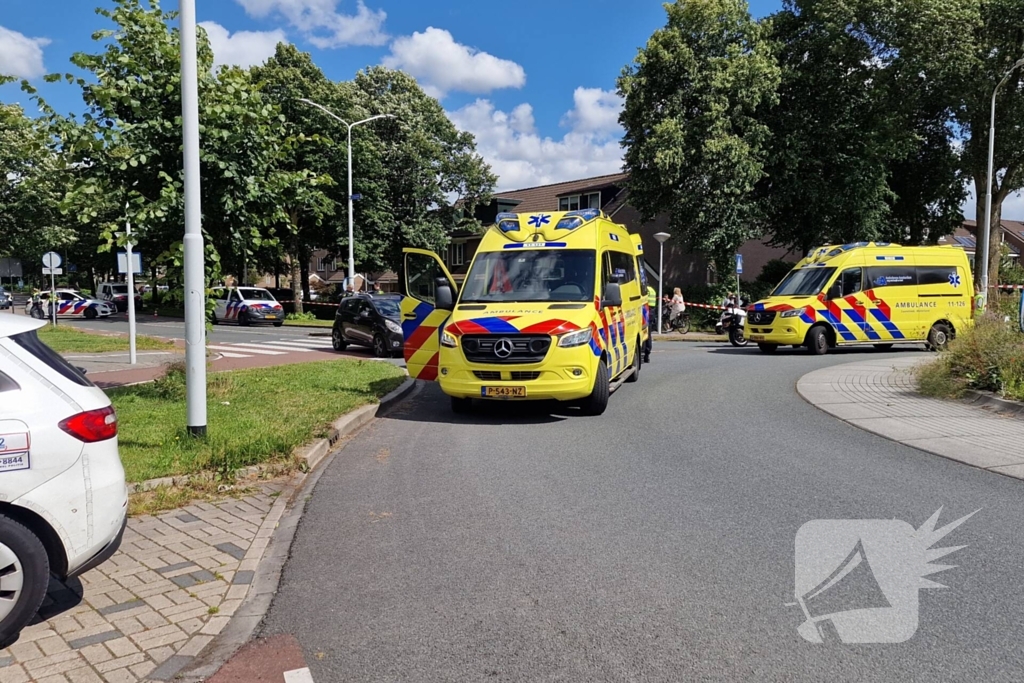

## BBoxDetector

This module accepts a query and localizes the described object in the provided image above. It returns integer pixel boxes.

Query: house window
[449,242,465,267]
[558,191,601,211]
[316,257,337,272]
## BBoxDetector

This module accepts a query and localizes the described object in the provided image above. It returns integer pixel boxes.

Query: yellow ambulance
[400,209,645,414]
[746,242,973,354]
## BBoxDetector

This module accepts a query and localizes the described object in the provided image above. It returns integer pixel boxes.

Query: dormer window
[558,191,601,211]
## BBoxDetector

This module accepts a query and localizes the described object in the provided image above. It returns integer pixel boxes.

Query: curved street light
[979,55,1024,308]
[298,98,396,283]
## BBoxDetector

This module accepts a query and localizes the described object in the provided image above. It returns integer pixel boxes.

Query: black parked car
[332,294,404,357]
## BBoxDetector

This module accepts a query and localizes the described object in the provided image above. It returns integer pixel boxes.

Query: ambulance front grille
[747,310,777,325]
[461,335,551,364]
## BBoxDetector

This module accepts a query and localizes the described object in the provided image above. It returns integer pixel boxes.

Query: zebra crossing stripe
[207,344,286,356]
[213,351,252,358]
[283,668,315,683]
[267,339,334,348]
[230,342,314,353]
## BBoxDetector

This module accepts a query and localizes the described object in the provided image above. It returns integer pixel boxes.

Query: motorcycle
[716,304,748,347]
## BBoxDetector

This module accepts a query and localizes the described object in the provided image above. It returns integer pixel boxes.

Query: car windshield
[239,288,276,301]
[109,285,128,294]
[460,249,596,303]
[372,299,401,318]
[771,267,837,297]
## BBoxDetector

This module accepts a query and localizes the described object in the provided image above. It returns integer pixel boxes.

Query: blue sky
[0,0,1017,216]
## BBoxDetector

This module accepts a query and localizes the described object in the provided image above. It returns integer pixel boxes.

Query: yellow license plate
[482,386,527,398]
[750,335,765,342]
[265,315,277,319]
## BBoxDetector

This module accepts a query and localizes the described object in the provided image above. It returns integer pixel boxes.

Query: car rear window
[10,330,94,387]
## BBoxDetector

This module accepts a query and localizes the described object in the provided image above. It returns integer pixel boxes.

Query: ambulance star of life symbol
[790,508,977,643]
[494,338,514,358]
[949,272,961,288]
[528,213,551,228]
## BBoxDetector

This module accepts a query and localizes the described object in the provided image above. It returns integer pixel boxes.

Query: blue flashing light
[496,212,518,221]
[498,219,519,233]
[555,217,583,230]
[565,208,600,220]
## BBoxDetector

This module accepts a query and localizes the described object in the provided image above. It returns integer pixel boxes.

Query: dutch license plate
[265,315,277,319]
[482,386,527,398]
[750,335,765,342]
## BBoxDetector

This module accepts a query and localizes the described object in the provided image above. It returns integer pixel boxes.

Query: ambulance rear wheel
[928,323,952,351]
[625,342,640,382]
[450,396,472,414]
[758,343,778,354]
[0,514,49,646]
[581,359,610,415]
[806,326,829,355]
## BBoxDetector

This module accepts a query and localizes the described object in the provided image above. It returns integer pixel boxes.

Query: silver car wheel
[0,542,25,624]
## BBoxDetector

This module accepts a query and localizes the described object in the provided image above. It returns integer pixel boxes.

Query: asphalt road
[54,311,329,346]
[261,343,1024,682]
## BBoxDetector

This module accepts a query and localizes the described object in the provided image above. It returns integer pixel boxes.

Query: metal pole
[125,213,137,365]
[347,123,355,282]
[658,241,664,334]
[50,269,56,327]
[180,0,207,437]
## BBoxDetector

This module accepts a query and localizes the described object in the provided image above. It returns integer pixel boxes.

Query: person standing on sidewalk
[974,282,986,318]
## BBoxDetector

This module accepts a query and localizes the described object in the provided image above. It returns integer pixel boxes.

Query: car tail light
[59,406,118,442]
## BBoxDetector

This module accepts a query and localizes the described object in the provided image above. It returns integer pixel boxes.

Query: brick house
[941,219,1023,267]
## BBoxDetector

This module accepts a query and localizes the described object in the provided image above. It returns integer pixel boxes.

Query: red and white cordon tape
[677,301,731,311]
[994,284,1024,290]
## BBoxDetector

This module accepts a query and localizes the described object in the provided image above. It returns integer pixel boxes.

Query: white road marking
[264,340,335,349]
[212,351,252,358]
[283,668,315,683]
[230,342,313,353]
[206,344,286,356]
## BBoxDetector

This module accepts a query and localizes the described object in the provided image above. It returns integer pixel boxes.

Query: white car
[0,316,127,641]
[25,290,116,320]
[211,287,284,327]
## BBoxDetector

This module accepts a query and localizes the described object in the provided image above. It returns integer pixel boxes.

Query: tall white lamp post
[979,55,1024,308]
[654,232,671,334]
[297,98,394,281]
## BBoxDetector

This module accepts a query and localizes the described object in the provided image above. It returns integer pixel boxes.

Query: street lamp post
[654,232,671,334]
[979,55,1024,309]
[297,98,395,283]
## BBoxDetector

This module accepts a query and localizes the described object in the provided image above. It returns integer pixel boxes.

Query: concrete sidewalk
[798,356,1024,479]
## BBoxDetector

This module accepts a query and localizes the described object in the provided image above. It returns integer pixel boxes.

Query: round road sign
[42,252,62,268]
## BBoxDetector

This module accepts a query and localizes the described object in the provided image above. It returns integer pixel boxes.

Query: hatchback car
[332,294,404,357]
[0,316,127,642]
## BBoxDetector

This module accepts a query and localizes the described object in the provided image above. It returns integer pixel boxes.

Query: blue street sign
[350,193,363,200]
[735,253,743,274]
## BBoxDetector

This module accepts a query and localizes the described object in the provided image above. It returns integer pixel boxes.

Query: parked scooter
[716,302,748,347]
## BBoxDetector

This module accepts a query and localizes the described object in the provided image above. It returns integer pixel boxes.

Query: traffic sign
[42,252,62,268]
[42,267,63,275]
[118,251,142,274]
[735,254,744,274]
[350,193,363,200]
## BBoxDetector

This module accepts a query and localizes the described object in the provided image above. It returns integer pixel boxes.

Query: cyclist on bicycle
[670,288,686,324]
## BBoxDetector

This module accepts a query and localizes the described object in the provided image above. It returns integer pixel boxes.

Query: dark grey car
[332,294,405,357]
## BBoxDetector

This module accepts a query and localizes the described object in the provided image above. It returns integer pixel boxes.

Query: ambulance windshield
[771,267,836,297]
[460,249,596,303]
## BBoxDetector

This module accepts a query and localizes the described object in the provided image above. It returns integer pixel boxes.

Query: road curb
[963,389,1024,419]
[175,377,417,682]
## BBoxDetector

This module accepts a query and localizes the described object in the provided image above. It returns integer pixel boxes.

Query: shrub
[286,311,317,321]
[917,315,1024,401]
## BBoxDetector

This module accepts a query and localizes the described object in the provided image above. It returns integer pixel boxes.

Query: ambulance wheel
[806,326,829,355]
[239,312,251,326]
[581,359,610,415]
[331,327,347,352]
[625,343,640,383]
[451,396,472,414]
[928,323,952,351]
[0,514,50,646]
[873,343,893,351]
[758,343,778,354]
[84,308,98,320]
[273,321,283,327]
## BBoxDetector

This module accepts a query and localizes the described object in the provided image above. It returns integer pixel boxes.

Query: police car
[25,290,116,320]
[210,287,285,327]
[0,315,128,641]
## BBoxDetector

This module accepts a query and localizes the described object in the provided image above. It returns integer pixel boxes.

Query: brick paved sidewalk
[798,355,1024,479]
[0,480,292,682]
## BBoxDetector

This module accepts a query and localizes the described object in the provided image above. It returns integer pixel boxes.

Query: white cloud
[962,180,1024,221]
[448,89,624,192]
[0,26,50,79]
[561,87,623,135]
[235,0,387,48]
[200,22,285,69]
[382,27,525,98]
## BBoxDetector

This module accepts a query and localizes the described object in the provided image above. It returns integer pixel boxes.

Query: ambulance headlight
[557,328,592,348]
[385,319,402,334]
[780,309,803,318]
[441,331,457,348]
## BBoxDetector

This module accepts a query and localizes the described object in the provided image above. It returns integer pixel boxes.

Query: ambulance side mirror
[828,282,842,300]
[435,278,454,311]
[602,282,622,309]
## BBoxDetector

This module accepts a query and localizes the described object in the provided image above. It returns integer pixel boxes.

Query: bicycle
[660,308,690,335]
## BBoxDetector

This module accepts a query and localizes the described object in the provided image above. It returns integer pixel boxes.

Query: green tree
[618,0,780,272]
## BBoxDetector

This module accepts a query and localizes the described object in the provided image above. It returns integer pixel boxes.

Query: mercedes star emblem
[494,338,514,358]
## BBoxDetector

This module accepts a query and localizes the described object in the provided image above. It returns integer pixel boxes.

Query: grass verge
[38,325,176,354]
[109,359,405,483]
[916,315,1024,402]
[283,318,334,328]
